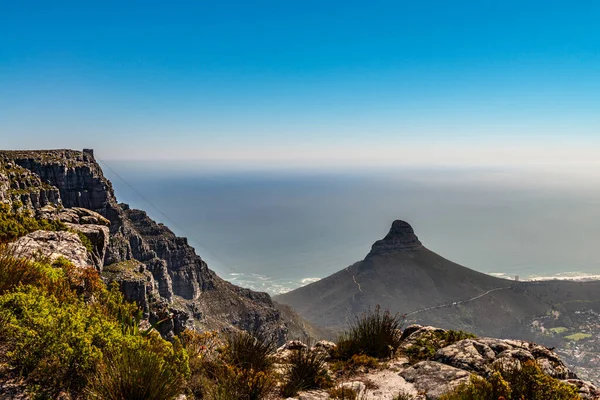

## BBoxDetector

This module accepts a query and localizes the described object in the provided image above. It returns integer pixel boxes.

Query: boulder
[10,230,93,268]
[313,340,337,355]
[400,361,470,399]
[64,222,109,269]
[565,379,600,400]
[434,339,496,374]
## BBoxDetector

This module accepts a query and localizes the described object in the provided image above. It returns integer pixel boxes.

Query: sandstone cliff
[0,149,303,342]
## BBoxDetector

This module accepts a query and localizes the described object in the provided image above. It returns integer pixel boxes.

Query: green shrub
[330,353,380,375]
[0,203,66,244]
[184,329,277,400]
[0,246,186,398]
[0,245,61,295]
[335,305,403,360]
[76,231,94,253]
[404,330,476,364]
[180,330,222,398]
[395,391,416,400]
[281,346,331,397]
[223,329,276,372]
[0,286,127,396]
[211,366,277,400]
[87,335,188,400]
[440,361,580,400]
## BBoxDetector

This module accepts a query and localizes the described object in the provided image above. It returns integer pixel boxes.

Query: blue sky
[1,0,599,166]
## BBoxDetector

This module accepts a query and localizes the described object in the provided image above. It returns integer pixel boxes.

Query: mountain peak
[370,220,422,254]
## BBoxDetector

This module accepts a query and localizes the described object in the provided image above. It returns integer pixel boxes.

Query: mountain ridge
[276,220,600,339]
[0,149,317,342]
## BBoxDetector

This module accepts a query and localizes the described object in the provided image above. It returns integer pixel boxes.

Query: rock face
[0,149,305,342]
[370,220,423,254]
[10,230,94,268]
[400,361,470,399]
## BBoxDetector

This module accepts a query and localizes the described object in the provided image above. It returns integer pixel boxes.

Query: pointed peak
[369,220,422,254]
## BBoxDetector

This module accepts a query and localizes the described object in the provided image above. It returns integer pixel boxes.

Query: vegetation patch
[334,305,403,360]
[76,231,94,253]
[281,344,331,397]
[0,245,187,399]
[404,330,476,364]
[0,203,67,244]
[564,332,592,342]
[329,386,358,399]
[550,327,569,335]
[102,260,147,281]
[181,328,279,399]
[330,353,380,375]
[440,361,580,400]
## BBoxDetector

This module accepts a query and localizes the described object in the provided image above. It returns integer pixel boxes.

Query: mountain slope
[275,220,600,339]
[0,149,313,342]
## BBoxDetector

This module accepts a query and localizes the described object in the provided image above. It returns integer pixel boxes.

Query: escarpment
[0,149,300,342]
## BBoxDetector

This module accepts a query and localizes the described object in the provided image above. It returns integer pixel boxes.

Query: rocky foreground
[281,325,600,400]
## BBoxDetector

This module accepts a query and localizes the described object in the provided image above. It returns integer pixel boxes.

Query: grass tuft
[334,305,403,360]
[281,344,331,397]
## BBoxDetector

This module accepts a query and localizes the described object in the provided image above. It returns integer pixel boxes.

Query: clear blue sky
[1,0,599,166]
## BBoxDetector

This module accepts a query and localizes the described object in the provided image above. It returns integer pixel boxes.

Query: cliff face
[0,149,290,342]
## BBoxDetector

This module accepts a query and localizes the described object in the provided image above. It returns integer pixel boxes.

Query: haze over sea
[103,161,600,295]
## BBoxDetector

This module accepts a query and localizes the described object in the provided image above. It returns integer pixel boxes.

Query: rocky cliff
[0,149,303,342]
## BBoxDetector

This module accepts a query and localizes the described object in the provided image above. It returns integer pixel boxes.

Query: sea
[102,161,600,295]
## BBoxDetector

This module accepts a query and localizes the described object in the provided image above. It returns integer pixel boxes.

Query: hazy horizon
[100,160,600,294]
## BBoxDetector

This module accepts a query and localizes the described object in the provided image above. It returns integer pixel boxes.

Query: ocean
[102,161,600,295]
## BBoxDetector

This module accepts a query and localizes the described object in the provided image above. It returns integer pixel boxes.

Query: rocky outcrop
[281,325,600,400]
[0,149,307,343]
[0,159,61,209]
[400,361,470,399]
[434,336,574,379]
[10,230,93,268]
[369,220,423,255]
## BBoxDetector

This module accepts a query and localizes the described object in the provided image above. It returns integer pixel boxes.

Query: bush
[0,203,66,244]
[180,330,222,398]
[76,231,94,253]
[0,245,59,295]
[395,391,416,400]
[335,305,403,360]
[223,329,276,372]
[0,247,103,300]
[87,334,188,400]
[440,361,580,400]
[184,329,277,400]
[281,346,331,397]
[212,366,277,400]
[404,330,476,364]
[0,286,127,395]
[0,246,186,398]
